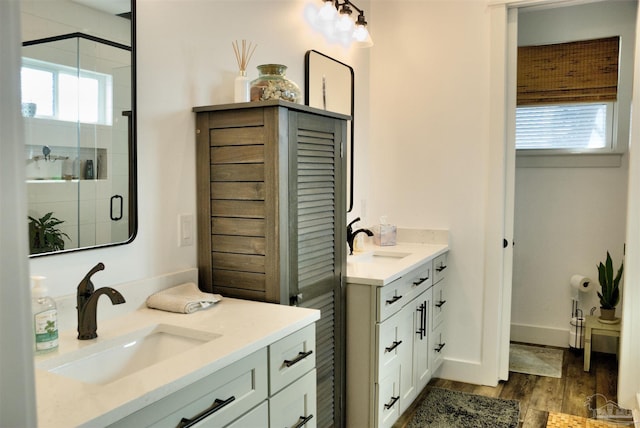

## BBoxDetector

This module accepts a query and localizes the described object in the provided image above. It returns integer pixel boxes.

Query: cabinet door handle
[385,295,403,305]
[435,300,447,308]
[420,300,427,339]
[291,414,314,428]
[385,340,402,353]
[284,350,313,368]
[416,305,425,339]
[384,396,400,410]
[412,275,430,287]
[436,264,447,272]
[434,342,446,353]
[177,396,235,428]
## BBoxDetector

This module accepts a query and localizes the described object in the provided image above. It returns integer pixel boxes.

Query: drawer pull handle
[412,276,430,286]
[284,350,313,368]
[291,414,314,428]
[385,295,403,305]
[385,340,402,353]
[384,396,400,410]
[434,342,446,353]
[435,300,447,308]
[436,264,447,272]
[177,396,235,428]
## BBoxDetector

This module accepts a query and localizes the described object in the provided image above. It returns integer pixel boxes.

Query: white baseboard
[510,322,618,353]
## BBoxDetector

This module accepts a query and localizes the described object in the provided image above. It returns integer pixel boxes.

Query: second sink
[349,250,411,265]
[38,323,221,385]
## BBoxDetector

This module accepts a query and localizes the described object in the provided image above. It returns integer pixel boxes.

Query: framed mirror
[21,0,137,256]
[305,50,354,212]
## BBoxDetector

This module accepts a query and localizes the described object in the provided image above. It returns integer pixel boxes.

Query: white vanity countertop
[34,298,320,427]
[346,242,449,286]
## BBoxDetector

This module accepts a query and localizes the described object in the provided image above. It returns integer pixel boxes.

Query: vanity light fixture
[316,0,373,48]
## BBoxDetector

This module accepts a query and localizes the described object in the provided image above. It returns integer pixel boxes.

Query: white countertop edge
[35,298,320,427]
[346,242,449,286]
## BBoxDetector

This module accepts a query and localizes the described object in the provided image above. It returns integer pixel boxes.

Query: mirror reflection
[21,0,136,256]
[305,50,354,212]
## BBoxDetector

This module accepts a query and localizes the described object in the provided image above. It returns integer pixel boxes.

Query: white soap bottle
[31,276,58,354]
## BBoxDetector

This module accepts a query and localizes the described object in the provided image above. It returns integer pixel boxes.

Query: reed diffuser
[232,39,256,103]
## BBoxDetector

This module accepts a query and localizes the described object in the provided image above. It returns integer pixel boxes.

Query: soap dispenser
[31,276,58,354]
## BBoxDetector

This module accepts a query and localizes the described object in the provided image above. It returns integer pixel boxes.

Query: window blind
[517,36,620,106]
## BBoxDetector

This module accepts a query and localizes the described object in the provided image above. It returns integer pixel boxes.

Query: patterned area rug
[509,343,563,378]
[405,387,520,428]
[546,411,634,427]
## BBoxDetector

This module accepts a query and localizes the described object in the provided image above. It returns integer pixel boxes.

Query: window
[516,37,620,154]
[21,58,112,125]
[516,102,614,151]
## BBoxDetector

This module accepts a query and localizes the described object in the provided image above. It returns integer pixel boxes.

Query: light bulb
[318,1,337,21]
[336,12,354,34]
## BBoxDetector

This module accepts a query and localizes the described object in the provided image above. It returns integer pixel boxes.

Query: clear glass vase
[250,64,301,103]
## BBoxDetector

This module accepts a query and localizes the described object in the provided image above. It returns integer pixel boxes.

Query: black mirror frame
[304,49,354,212]
[23,1,138,257]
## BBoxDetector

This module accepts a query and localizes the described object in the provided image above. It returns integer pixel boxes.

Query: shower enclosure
[22,33,133,255]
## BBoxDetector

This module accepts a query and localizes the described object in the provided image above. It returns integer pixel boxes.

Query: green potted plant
[596,251,623,321]
[28,212,69,254]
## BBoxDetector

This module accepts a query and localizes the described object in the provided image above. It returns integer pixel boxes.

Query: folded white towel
[146,283,222,314]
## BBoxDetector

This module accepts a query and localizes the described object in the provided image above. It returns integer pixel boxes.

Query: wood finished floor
[393,347,621,428]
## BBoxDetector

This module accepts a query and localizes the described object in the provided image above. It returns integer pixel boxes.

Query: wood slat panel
[213,269,265,291]
[301,291,336,428]
[210,127,265,146]
[211,285,265,301]
[210,182,265,200]
[211,200,264,218]
[211,145,264,164]
[209,108,264,128]
[211,217,265,237]
[211,252,265,273]
[211,163,264,182]
[211,235,265,255]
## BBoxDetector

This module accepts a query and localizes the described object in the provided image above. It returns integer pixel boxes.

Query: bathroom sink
[37,324,221,385]
[349,250,411,265]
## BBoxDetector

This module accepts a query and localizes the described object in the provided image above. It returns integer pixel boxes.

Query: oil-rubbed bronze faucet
[76,262,125,340]
[347,217,373,255]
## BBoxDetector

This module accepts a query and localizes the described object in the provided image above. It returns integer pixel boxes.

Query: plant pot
[599,307,616,321]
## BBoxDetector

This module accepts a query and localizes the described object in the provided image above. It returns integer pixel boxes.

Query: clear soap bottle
[31,276,58,354]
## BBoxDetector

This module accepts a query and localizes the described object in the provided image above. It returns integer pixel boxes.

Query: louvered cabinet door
[289,110,346,428]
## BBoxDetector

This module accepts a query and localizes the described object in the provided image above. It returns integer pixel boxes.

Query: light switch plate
[179,213,194,247]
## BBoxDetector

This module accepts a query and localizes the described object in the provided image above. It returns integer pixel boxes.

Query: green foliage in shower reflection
[28,212,69,254]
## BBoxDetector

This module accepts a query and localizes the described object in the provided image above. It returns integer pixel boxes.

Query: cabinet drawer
[404,262,432,304]
[433,253,448,284]
[110,348,268,428]
[430,323,447,373]
[269,369,317,428]
[269,324,316,395]
[376,307,412,381]
[376,366,401,428]
[224,401,267,428]
[432,276,448,330]
[377,276,412,322]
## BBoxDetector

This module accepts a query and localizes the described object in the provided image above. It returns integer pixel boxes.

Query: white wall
[365,1,496,385]
[511,1,635,349]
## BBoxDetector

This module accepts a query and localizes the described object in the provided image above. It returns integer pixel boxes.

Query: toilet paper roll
[570,274,594,293]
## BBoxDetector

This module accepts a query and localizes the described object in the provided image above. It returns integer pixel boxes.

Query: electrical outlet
[179,214,194,247]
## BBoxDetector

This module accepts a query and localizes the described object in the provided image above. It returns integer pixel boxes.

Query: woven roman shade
[517,36,620,106]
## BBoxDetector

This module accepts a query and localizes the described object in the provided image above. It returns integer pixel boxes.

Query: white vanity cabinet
[110,324,316,428]
[346,250,449,428]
